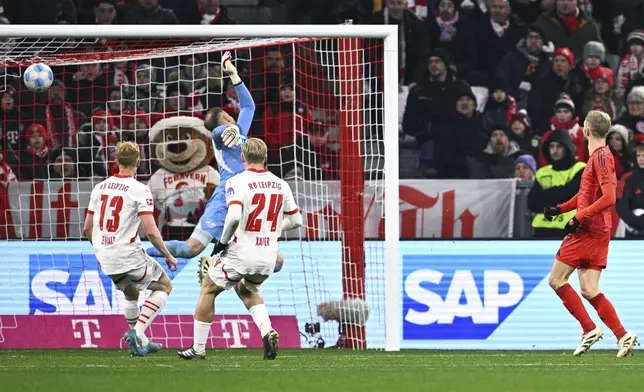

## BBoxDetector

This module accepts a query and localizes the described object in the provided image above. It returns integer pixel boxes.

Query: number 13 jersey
[223,168,299,274]
[87,173,155,275]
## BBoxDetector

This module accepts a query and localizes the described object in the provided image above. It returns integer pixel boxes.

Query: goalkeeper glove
[221,51,241,85]
[221,124,242,148]
[544,206,562,222]
[563,216,580,236]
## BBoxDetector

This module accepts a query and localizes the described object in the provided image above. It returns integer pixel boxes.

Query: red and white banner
[0,315,300,349]
[0,179,516,239]
[291,179,517,239]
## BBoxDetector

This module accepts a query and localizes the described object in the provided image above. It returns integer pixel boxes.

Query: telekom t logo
[72,319,101,348]
[220,319,250,348]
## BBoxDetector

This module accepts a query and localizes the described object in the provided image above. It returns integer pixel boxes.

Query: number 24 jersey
[223,168,299,274]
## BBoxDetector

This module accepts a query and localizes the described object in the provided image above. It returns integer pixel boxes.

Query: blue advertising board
[2,240,643,349]
[399,241,644,349]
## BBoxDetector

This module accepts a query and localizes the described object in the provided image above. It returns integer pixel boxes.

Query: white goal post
[0,24,400,351]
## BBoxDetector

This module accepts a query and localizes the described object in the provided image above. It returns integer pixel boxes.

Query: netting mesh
[0,36,386,350]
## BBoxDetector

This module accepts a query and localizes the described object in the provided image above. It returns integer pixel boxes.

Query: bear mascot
[147,116,220,239]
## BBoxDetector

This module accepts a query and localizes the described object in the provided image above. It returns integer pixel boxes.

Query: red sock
[555,284,596,334]
[589,293,627,340]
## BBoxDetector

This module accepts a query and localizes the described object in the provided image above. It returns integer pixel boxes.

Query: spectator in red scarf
[482,76,517,129]
[532,0,601,59]
[617,30,644,98]
[42,80,79,149]
[606,124,633,180]
[582,66,621,120]
[77,110,119,179]
[538,93,587,166]
[19,124,49,180]
[567,41,605,110]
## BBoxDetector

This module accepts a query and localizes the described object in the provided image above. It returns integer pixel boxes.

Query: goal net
[0,25,399,351]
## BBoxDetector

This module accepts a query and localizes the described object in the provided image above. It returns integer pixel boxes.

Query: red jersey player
[544,110,637,357]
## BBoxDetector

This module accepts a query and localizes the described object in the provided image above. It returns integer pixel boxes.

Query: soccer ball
[23,63,54,92]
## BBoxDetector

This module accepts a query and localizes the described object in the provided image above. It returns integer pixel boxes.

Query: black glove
[563,216,580,236]
[544,206,562,222]
[210,240,228,257]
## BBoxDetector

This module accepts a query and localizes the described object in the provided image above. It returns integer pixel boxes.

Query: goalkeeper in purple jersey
[146,51,283,276]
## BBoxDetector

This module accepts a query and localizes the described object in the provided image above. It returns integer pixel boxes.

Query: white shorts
[208,257,269,293]
[108,254,164,292]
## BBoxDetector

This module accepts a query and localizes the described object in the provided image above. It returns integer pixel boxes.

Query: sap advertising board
[2,241,644,349]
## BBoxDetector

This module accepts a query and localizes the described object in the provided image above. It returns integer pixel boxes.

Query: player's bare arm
[220,204,242,245]
[141,214,178,271]
[209,204,242,257]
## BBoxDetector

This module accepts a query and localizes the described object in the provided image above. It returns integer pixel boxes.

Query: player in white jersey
[83,141,179,357]
[177,138,302,360]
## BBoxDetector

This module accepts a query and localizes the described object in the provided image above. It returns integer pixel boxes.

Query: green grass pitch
[1,349,644,392]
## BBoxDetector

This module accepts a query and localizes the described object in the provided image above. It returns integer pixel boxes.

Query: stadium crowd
[1,0,644,238]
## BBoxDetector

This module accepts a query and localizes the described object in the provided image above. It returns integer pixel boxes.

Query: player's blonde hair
[116,141,140,168]
[584,110,612,138]
[242,138,267,164]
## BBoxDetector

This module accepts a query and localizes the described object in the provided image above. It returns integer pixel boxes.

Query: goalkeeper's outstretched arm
[212,51,255,145]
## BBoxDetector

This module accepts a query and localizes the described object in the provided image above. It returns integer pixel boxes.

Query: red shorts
[556,232,610,271]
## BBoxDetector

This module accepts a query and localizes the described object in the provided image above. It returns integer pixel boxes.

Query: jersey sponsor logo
[227,187,235,197]
[402,254,551,340]
[146,198,153,206]
[29,254,189,315]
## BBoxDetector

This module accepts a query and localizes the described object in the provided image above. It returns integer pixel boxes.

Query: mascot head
[149,116,214,174]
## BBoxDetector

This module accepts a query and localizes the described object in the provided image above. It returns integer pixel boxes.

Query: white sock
[249,304,272,337]
[193,319,212,353]
[134,291,168,340]
[124,300,149,345]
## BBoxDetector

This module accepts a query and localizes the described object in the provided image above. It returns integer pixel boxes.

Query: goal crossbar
[1,24,400,352]
[0,25,396,39]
